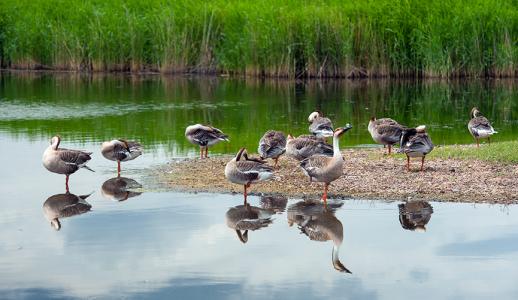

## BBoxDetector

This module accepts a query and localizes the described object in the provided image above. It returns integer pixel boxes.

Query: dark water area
[1,73,518,299]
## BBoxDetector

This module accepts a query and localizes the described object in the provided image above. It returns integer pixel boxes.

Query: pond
[1,72,518,299]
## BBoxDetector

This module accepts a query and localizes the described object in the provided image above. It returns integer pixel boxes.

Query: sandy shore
[154,148,518,204]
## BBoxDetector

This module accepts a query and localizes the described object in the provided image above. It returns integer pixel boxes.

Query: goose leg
[65,175,70,192]
[406,155,410,171]
[274,157,279,168]
[476,138,479,148]
[420,157,425,172]
[243,183,251,204]
[200,147,203,159]
[388,145,392,155]
[322,183,329,204]
[117,160,121,177]
[205,146,209,158]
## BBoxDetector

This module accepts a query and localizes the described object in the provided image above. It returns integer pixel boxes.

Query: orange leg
[200,147,203,159]
[65,175,70,193]
[388,145,392,155]
[117,160,121,177]
[406,155,410,171]
[205,147,209,158]
[322,183,329,205]
[243,183,251,204]
[420,156,425,172]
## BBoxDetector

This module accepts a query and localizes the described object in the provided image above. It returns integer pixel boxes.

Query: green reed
[0,0,517,78]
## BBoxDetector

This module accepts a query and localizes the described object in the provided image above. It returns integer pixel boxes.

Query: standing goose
[185,124,229,159]
[368,117,405,154]
[43,192,93,231]
[299,125,353,203]
[399,125,434,171]
[42,136,94,192]
[287,200,351,273]
[468,107,497,147]
[225,148,274,203]
[225,203,274,243]
[286,134,334,161]
[308,111,334,138]
[101,139,143,176]
[258,130,287,168]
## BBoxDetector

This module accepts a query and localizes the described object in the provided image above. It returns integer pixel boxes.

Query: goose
[185,124,229,159]
[368,117,405,154]
[299,125,353,203]
[225,148,274,203]
[101,177,142,201]
[398,201,434,232]
[287,200,351,273]
[308,111,334,138]
[101,139,143,176]
[225,203,274,243]
[286,134,334,161]
[398,125,434,171]
[43,192,92,231]
[468,107,497,147]
[258,130,287,168]
[42,136,94,192]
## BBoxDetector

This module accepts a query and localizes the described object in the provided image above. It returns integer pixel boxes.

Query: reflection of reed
[101,177,142,202]
[287,200,351,273]
[43,192,92,231]
[225,203,274,244]
[398,201,434,232]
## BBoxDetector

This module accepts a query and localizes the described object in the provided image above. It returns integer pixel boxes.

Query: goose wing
[258,131,287,158]
[188,126,229,146]
[300,155,332,178]
[309,117,334,136]
[468,116,495,134]
[236,160,273,182]
[404,133,434,154]
[376,123,404,144]
[294,138,333,159]
[57,149,92,172]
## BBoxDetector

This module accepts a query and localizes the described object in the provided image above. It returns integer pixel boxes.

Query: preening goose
[287,200,351,273]
[43,192,92,231]
[101,177,142,201]
[225,203,274,243]
[286,134,334,161]
[299,125,352,203]
[258,130,287,168]
[308,111,334,138]
[101,139,142,176]
[260,195,288,214]
[398,201,434,232]
[368,117,405,154]
[225,148,274,203]
[42,136,94,192]
[185,124,229,158]
[398,125,434,171]
[468,107,497,147]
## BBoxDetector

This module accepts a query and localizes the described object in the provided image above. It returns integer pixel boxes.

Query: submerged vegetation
[0,0,517,78]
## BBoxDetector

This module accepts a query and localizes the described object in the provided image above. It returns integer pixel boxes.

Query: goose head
[471,107,481,118]
[117,139,130,151]
[235,230,249,243]
[51,218,61,231]
[333,124,353,137]
[308,111,322,123]
[50,136,61,150]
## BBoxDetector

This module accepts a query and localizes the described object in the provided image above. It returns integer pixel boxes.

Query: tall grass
[0,0,517,78]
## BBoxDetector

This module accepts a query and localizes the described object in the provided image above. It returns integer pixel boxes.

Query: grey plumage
[308,111,334,137]
[399,125,434,171]
[43,192,93,230]
[101,177,142,201]
[286,135,333,161]
[101,140,143,162]
[185,124,229,147]
[468,107,497,146]
[399,201,434,232]
[258,130,287,160]
[368,117,405,153]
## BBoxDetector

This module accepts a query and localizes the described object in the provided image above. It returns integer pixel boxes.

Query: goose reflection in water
[260,195,288,214]
[101,177,143,202]
[43,192,93,231]
[225,203,274,243]
[398,201,434,232]
[287,200,352,274]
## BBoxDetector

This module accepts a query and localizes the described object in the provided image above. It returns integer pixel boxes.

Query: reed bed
[1,0,517,78]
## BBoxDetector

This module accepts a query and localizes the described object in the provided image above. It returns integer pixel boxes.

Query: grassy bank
[1,0,517,78]
[429,141,518,164]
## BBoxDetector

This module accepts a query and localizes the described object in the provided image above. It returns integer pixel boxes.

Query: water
[1,73,518,299]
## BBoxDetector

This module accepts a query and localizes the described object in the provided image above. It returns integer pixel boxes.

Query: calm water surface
[1,73,518,299]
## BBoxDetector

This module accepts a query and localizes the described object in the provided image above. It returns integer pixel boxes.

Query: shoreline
[154,148,518,204]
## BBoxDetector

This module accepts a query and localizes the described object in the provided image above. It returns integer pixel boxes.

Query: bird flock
[42,107,497,206]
